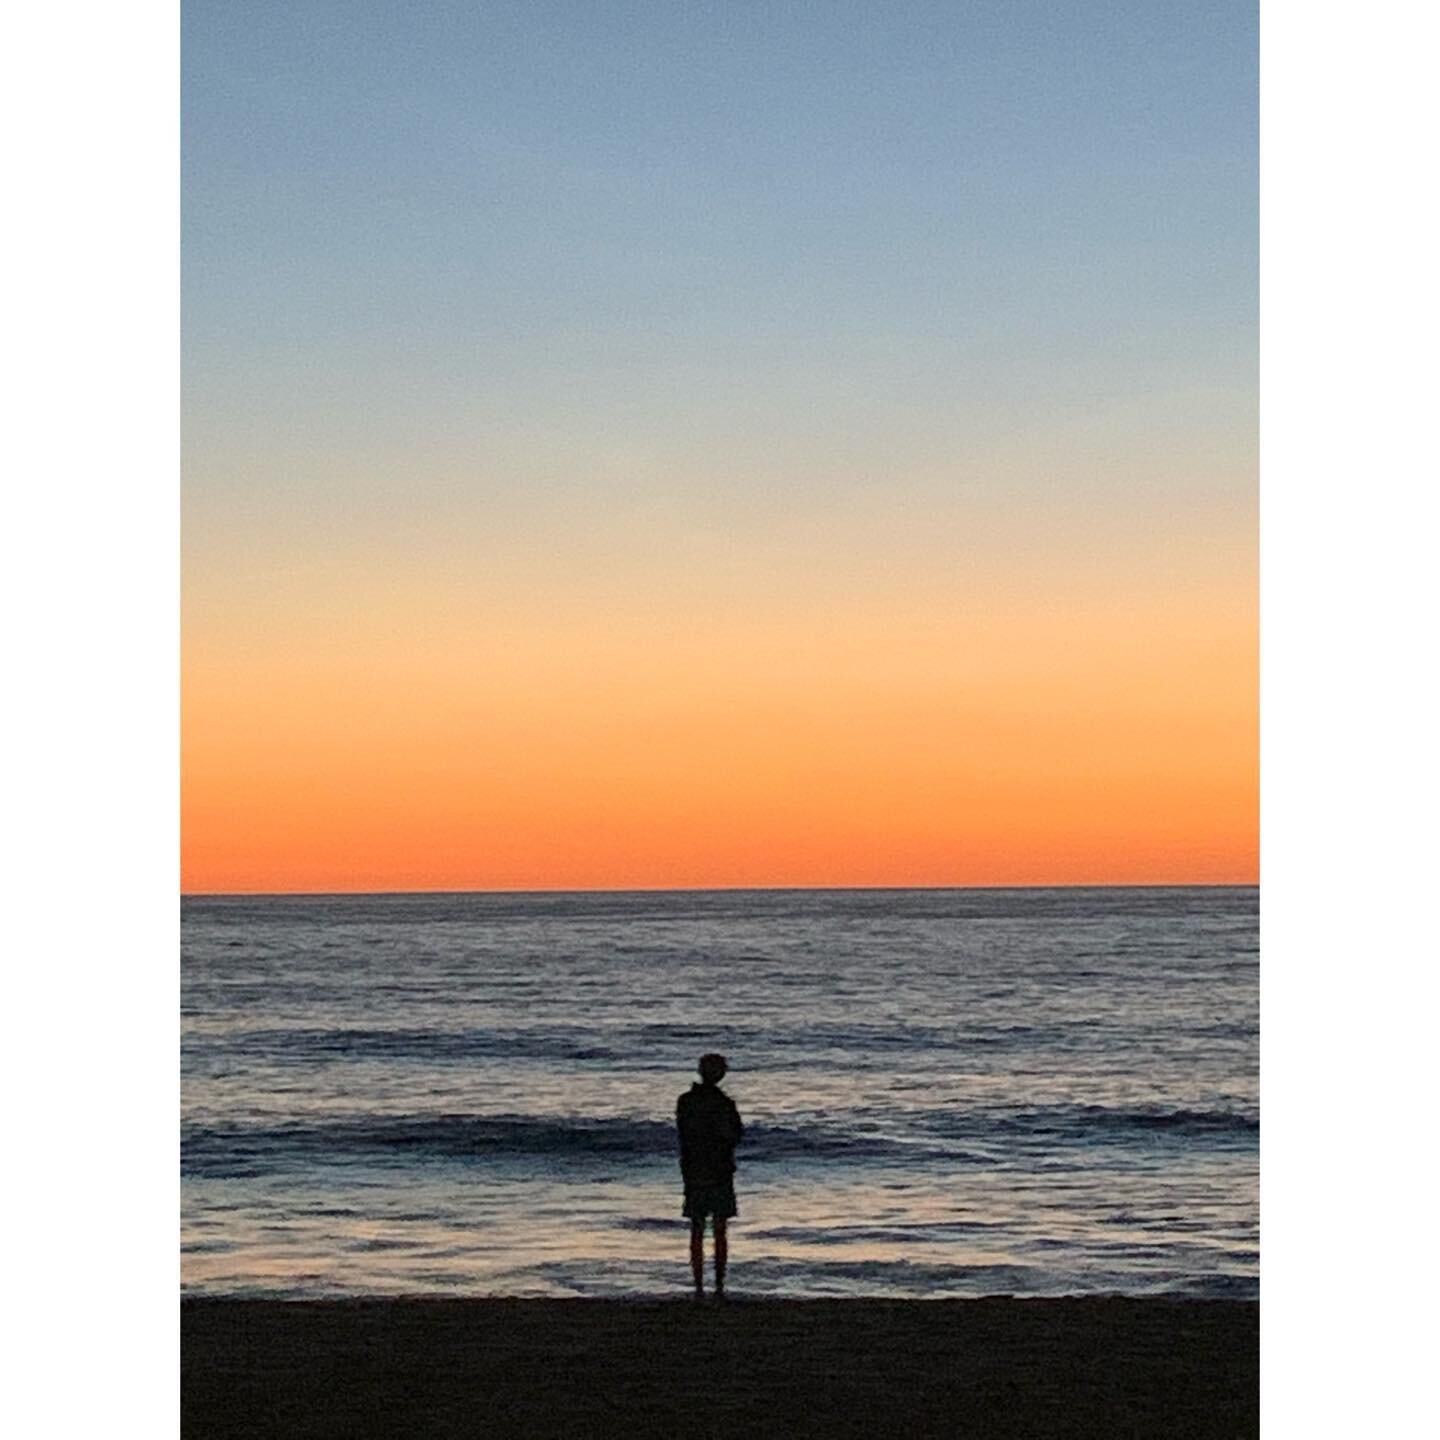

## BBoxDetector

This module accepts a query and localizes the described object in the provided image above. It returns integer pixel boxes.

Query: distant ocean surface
[182,888,1257,1299]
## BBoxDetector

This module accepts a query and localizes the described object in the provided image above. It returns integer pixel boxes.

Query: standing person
[676,1053,743,1300]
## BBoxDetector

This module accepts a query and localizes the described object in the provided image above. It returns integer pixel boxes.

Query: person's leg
[713,1218,728,1297]
[689,1218,705,1297]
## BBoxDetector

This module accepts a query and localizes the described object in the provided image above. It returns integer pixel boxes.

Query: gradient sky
[182,1,1257,893]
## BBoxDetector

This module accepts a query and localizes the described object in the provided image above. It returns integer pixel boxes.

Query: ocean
[181,887,1258,1299]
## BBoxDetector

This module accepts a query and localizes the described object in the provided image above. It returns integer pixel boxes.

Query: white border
[1263,0,1437,1432]
[5,2,179,1434]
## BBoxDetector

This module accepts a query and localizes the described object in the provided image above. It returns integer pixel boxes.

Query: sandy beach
[182,1296,1257,1438]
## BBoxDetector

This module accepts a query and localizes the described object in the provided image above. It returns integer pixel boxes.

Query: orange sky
[182,510,1256,893]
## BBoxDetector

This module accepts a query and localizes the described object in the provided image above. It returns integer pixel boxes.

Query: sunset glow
[182,3,1256,892]
[183,516,1254,891]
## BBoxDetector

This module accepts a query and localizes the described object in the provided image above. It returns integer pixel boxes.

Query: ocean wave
[180,1113,935,1177]
[919,1104,1259,1141]
[183,1027,632,1066]
[182,1021,1098,1076]
[181,1099,1256,1179]
[520,1254,1057,1295]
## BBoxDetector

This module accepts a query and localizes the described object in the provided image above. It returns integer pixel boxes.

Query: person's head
[698,1053,727,1086]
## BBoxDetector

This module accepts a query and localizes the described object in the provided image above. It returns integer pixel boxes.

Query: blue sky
[184,1,1255,548]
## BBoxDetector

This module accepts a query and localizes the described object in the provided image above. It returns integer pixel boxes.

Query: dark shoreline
[183,1296,1258,1438]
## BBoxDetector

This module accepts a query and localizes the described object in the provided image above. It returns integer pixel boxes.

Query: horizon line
[181,880,1259,900]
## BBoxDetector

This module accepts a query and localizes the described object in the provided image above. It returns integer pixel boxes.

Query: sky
[182,0,1257,893]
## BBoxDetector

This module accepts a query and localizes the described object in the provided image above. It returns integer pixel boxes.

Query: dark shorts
[682,1182,737,1222]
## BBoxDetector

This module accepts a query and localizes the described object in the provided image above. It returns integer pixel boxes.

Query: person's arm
[728,1097,744,1144]
[676,1098,692,1179]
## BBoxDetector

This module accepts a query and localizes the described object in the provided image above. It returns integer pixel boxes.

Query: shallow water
[182,887,1257,1298]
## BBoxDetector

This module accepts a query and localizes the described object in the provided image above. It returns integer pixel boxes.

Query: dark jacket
[676,1082,743,1189]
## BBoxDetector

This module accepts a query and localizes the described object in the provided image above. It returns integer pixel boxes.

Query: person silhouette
[676,1052,743,1300]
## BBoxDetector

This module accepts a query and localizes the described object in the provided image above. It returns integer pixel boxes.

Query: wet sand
[182,1296,1258,1438]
